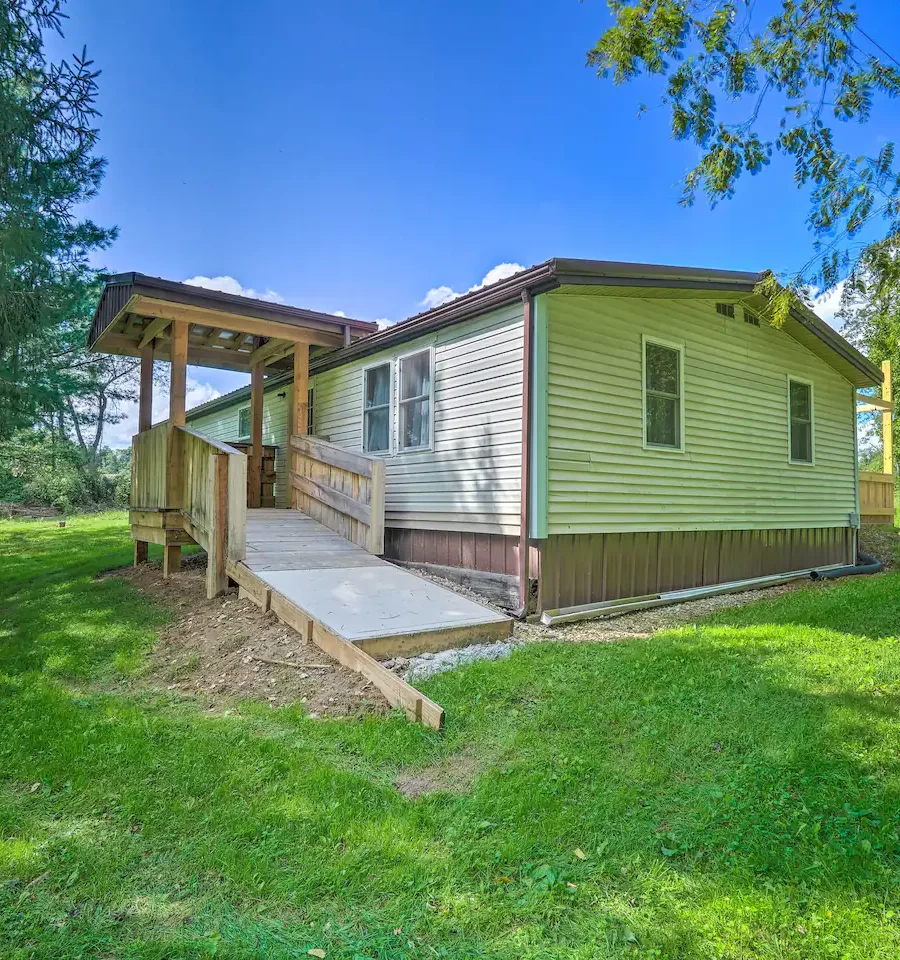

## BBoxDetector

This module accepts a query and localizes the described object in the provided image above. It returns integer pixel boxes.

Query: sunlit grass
[3,514,900,957]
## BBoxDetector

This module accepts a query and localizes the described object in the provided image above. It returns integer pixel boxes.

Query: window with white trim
[307,387,314,435]
[398,349,432,451]
[238,406,250,441]
[644,340,683,449]
[363,363,391,453]
[789,379,813,463]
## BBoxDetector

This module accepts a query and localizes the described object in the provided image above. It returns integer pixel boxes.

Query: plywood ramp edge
[225,560,445,730]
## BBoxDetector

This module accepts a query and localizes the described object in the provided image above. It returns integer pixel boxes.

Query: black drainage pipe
[809,550,884,581]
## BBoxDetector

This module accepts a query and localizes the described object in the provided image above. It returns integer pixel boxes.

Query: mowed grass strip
[2,513,900,958]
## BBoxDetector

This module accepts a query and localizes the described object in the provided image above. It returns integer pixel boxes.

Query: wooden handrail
[289,434,385,554]
[177,426,248,597]
[178,426,246,457]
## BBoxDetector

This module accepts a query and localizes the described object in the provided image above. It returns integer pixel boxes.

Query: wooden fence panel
[860,471,895,525]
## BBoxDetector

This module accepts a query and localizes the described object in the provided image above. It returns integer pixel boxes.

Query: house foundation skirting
[537,526,855,612]
[384,525,855,616]
[382,528,526,611]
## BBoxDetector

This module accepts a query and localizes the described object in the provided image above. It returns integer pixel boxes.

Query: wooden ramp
[227,509,514,729]
[241,509,512,656]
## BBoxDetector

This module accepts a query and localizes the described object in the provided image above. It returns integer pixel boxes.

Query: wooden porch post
[249,361,264,508]
[164,319,188,577]
[138,342,154,433]
[883,360,893,476]
[290,343,310,509]
[134,342,154,566]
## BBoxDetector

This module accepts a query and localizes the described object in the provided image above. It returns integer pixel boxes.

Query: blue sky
[47,0,900,443]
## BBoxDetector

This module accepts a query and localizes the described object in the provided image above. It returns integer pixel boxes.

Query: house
[177,258,881,615]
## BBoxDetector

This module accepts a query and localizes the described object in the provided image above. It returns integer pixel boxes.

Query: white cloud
[420,284,457,310]
[184,275,285,304]
[419,262,527,310]
[103,375,222,449]
[374,318,392,331]
[810,280,846,329]
[333,310,346,318]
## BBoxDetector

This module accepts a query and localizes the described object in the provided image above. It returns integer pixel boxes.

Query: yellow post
[883,360,893,476]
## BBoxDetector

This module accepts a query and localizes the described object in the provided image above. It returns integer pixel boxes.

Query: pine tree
[0,0,116,436]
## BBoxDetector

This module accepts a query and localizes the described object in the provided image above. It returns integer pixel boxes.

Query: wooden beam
[226,559,269,610]
[290,434,372,477]
[293,343,310,436]
[163,544,181,577]
[249,337,292,367]
[138,341,154,433]
[254,580,444,728]
[169,320,188,427]
[134,541,148,566]
[249,362,264,508]
[291,472,371,525]
[137,315,171,349]
[291,343,310,510]
[131,296,345,348]
[856,392,893,411]
[884,360,893,476]
[98,334,258,373]
[206,453,229,599]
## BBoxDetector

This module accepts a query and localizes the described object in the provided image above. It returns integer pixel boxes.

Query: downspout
[516,289,534,618]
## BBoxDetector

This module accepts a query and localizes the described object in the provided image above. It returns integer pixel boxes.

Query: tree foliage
[0,0,116,433]
[589,0,900,323]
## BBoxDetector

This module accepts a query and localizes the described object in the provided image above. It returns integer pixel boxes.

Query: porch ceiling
[88,273,377,373]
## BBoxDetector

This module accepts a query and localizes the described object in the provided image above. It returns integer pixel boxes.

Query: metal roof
[307,258,880,387]
[88,272,377,349]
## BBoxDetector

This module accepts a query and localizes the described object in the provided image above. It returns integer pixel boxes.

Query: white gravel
[385,640,522,682]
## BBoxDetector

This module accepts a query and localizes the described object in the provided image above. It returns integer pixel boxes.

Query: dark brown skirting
[537,527,855,612]
[383,528,520,576]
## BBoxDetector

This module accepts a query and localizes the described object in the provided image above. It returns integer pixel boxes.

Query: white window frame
[361,359,393,454]
[396,346,435,454]
[787,375,815,466]
[641,334,686,453]
[237,406,251,442]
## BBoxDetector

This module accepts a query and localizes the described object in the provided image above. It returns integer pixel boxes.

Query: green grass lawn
[4,514,900,958]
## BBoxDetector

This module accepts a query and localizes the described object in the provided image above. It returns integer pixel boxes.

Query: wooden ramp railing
[289,434,385,554]
[178,428,248,597]
[131,425,247,597]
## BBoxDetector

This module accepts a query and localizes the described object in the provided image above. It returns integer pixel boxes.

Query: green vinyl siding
[313,302,524,536]
[545,292,856,535]
[188,385,290,507]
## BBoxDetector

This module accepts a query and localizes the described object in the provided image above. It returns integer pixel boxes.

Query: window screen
[363,363,391,453]
[789,380,813,463]
[645,341,682,449]
[238,407,250,440]
[398,350,431,450]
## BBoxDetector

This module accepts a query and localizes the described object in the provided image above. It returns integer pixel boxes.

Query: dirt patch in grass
[114,556,390,719]
[860,526,900,569]
[395,747,484,798]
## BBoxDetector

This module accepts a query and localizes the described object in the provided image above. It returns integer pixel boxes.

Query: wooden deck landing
[240,509,513,658]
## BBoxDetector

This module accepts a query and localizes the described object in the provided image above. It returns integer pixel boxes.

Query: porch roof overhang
[88,273,378,372]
